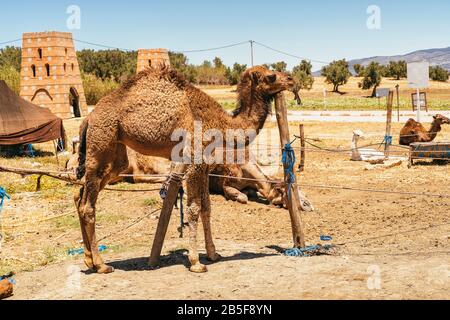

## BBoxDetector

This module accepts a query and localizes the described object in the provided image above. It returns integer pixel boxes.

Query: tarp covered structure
[0,80,65,146]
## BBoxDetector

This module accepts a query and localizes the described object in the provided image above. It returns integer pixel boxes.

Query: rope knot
[282,142,296,198]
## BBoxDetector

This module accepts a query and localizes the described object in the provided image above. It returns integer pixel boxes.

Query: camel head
[267,182,286,207]
[433,114,450,125]
[238,66,295,97]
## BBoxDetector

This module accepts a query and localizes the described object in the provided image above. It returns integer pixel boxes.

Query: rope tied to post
[282,138,297,199]
[383,135,393,147]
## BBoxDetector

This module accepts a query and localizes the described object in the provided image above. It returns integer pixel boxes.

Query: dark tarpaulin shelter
[0,80,65,146]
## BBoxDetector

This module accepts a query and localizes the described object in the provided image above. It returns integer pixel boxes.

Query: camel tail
[76,120,89,180]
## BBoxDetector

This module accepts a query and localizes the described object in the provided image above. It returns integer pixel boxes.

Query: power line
[253,41,330,65]
[73,39,134,52]
[176,40,250,53]
[0,39,21,46]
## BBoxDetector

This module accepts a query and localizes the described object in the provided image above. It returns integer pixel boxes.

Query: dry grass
[200,76,450,110]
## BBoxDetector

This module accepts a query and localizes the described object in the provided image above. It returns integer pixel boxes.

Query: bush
[430,66,449,82]
[0,64,20,94]
[81,73,119,105]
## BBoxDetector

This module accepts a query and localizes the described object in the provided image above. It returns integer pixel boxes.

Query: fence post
[274,93,306,248]
[149,163,186,268]
[384,90,394,158]
[298,124,305,172]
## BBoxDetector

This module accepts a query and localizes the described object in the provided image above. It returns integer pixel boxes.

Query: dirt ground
[1,118,449,300]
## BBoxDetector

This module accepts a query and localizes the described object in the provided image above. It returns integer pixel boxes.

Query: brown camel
[75,65,295,274]
[399,114,450,146]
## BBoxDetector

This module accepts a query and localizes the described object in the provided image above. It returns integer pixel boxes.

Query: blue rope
[284,245,333,257]
[282,140,297,199]
[0,275,16,285]
[0,187,10,212]
[67,245,108,256]
[384,135,393,147]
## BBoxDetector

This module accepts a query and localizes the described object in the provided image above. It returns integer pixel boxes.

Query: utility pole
[249,40,254,67]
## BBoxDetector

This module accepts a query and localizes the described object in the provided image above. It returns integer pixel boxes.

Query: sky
[1,0,449,71]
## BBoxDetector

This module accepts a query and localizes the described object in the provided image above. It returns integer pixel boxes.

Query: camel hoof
[96,264,115,274]
[236,195,248,204]
[207,253,222,262]
[84,258,94,270]
[190,263,207,273]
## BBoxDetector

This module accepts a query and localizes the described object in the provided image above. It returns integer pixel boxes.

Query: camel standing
[399,114,450,146]
[75,66,295,273]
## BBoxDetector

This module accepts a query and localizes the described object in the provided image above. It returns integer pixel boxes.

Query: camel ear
[265,74,277,83]
[251,71,260,84]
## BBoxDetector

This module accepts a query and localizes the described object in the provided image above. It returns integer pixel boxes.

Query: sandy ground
[1,119,450,300]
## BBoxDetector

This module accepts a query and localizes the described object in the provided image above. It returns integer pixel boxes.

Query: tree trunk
[371,86,378,98]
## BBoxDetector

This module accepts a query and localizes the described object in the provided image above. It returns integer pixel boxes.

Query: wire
[176,41,250,53]
[73,39,134,52]
[253,41,330,65]
[0,39,21,46]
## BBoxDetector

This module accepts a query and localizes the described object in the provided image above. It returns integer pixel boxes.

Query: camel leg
[76,168,113,273]
[223,186,248,204]
[201,173,221,262]
[75,145,128,274]
[186,166,208,273]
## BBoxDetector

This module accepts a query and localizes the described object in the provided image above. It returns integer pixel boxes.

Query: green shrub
[0,64,20,94]
[82,73,119,105]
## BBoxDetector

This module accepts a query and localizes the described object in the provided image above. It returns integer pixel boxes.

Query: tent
[0,80,65,146]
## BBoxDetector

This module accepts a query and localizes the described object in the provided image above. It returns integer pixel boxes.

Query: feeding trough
[409,142,450,166]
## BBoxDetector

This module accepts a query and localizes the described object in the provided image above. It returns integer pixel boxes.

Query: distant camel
[75,65,295,273]
[399,114,450,146]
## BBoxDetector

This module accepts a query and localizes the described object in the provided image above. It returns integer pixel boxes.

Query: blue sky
[1,0,449,70]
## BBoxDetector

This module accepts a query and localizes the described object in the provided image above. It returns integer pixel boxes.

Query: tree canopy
[359,62,383,97]
[321,59,351,92]
[430,65,449,82]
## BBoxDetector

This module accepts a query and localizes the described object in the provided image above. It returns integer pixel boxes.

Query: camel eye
[265,74,277,83]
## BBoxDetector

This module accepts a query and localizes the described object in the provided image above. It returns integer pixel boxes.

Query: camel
[399,114,450,146]
[67,149,313,210]
[75,65,295,274]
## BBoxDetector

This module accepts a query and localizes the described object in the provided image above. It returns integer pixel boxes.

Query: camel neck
[428,121,442,140]
[231,89,272,134]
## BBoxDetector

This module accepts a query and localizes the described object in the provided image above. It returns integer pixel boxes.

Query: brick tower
[136,49,170,73]
[19,31,87,119]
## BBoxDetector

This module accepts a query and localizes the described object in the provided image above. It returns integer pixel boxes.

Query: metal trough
[409,142,450,166]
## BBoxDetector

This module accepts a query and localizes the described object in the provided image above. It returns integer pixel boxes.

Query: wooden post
[395,84,400,122]
[274,93,306,248]
[149,163,186,268]
[384,90,394,158]
[298,124,305,172]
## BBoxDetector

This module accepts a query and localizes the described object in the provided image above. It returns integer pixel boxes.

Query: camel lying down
[67,149,313,211]
[399,114,450,146]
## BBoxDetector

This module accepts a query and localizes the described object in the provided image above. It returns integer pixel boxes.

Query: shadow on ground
[105,249,279,272]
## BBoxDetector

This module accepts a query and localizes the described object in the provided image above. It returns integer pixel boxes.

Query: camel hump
[405,118,418,126]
